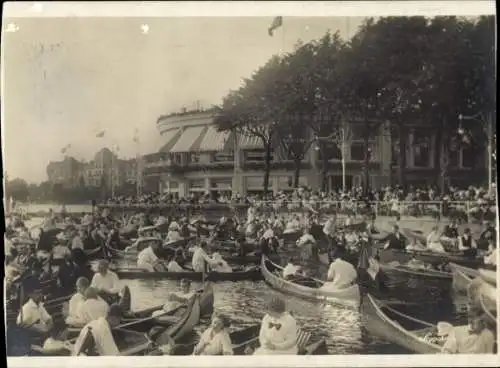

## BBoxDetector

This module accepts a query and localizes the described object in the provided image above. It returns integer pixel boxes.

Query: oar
[118,305,185,330]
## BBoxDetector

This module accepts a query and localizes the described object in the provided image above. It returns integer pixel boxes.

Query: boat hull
[449,263,477,293]
[115,268,262,282]
[261,256,360,308]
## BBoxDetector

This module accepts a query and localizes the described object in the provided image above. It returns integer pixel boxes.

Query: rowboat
[28,328,152,356]
[378,248,485,269]
[361,294,441,353]
[261,255,360,308]
[379,262,452,281]
[114,265,262,282]
[166,324,328,355]
[449,263,478,293]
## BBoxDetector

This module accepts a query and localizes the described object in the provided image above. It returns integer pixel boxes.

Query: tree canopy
[215,16,495,192]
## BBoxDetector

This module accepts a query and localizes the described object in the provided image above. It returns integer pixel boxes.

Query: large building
[142,109,488,196]
[47,148,139,193]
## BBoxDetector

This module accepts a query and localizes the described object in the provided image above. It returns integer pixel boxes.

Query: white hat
[169,221,180,230]
[436,322,453,337]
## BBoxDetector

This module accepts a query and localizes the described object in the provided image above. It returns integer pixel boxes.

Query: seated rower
[296,229,316,262]
[382,225,407,250]
[91,260,130,310]
[458,228,478,258]
[320,248,357,291]
[253,296,298,355]
[167,252,186,272]
[73,287,110,327]
[137,240,166,272]
[52,235,72,267]
[284,216,301,233]
[343,227,360,252]
[296,229,315,247]
[16,283,54,336]
[441,309,495,354]
[484,244,497,266]
[210,253,232,273]
[152,279,195,318]
[192,241,219,273]
[65,277,90,326]
[426,226,446,253]
[71,304,123,356]
[193,313,233,355]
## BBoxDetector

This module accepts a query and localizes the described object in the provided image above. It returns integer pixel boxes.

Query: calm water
[18,214,469,354]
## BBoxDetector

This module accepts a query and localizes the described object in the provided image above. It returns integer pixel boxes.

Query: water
[18,214,469,354]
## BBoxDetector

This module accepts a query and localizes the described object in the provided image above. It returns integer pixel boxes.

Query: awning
[169,126,206,153]
[158,128,182,153]
[238,134,263,149]
[198,126,231,151]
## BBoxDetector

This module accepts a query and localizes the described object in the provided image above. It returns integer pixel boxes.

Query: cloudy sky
[2,16,364,183]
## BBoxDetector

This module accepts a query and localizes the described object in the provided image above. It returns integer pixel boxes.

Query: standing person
[192,314,233,355]
[71,304,123,356]
[253,296,298,355]
[382,225,407,250]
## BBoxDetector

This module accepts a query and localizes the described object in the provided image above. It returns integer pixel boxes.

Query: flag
[268,16,283,36]
[133,129,140,144]
[96,130,105,138]
[61,144,71,154]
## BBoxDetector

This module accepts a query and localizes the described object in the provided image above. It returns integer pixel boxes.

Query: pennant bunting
[96,130,106,138]
[268,16,283,37]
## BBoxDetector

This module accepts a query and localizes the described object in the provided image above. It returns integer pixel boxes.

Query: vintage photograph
[2,1,497,363]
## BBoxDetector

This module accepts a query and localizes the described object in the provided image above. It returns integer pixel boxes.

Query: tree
[5,178,30,202]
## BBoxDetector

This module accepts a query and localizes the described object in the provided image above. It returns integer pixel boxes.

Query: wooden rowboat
[361,294,441,353]
[168,324,328,355]
[114,266,262,282]
[449,263,478,293]
[378,248,485,269]
[379,263,452,281]
[261,255,360,308]
[28,328,152,356]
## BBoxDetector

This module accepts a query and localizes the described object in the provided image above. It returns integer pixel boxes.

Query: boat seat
[296,329,311,351]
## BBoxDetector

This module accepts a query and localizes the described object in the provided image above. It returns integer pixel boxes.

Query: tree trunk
[263,141,272,194]
[321,143,329,192]
[438,117,450,194]
[293,157,301,188]
[397,122,407,190]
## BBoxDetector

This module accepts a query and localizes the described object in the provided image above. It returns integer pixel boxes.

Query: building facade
[142,110,488,196]
[46,157,84,188]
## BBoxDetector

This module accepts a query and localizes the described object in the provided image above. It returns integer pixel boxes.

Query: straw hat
[169,221,180,231]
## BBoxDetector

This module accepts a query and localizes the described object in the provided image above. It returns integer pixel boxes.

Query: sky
[2,16,365,184]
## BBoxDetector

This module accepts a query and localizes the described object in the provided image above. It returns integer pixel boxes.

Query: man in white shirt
[282,258,302,280]
[65,277,90,326]
[210,253,233,273]
[91,260,122,304]
[76,287,111,326]
[137,241,164,272]
[71,228,85,250]
[17,287,54,335]
[192,241,218,273]
[71,304,122,356]
[320,248,358,291]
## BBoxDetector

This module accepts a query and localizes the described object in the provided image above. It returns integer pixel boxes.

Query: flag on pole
[133,129,140,144]
[96,130,106,138]
[268,16,283,36]
[61,144,71,154]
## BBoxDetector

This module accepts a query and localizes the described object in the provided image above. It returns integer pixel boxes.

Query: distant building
[141,109,488,195]
[46,156,84,188]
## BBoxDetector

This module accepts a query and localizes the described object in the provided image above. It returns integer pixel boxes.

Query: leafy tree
[5,178,30,202]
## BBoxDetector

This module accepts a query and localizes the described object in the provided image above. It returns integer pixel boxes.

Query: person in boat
[260,226,279,256]
[193,313,233,356]
[296,228,316,263]
[71,227,85,250]
[382,225,407,250]
[342,226,360,252]
[344,213,354,227]
[322,214,337,247]
[285,216,301,234]
[210,252,233,273]
[65,277,90,326]
[166,222,183,242]
[441,309,495,354]
[52,233,72,267]
[253,296,298,355]
[137,240,167,272]
[192,241,219,273]
[245,219,258,239]
[483,244,497,266]
[479,221,496,250]
[91,260,129,309]
[74,287,111,326]
[282,257,303,281]
[71,304,123,356]
[457,228,477,258]
[152,279,196,318]
[320,247,357,291]
[16,282,54,336]
[426,226,446,253]
[42,327,73,354]
[167,251,186,272]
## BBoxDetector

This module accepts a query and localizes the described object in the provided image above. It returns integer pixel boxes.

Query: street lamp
[458,112,495,194]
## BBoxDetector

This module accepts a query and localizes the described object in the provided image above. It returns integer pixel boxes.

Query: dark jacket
[383,232,407,250]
